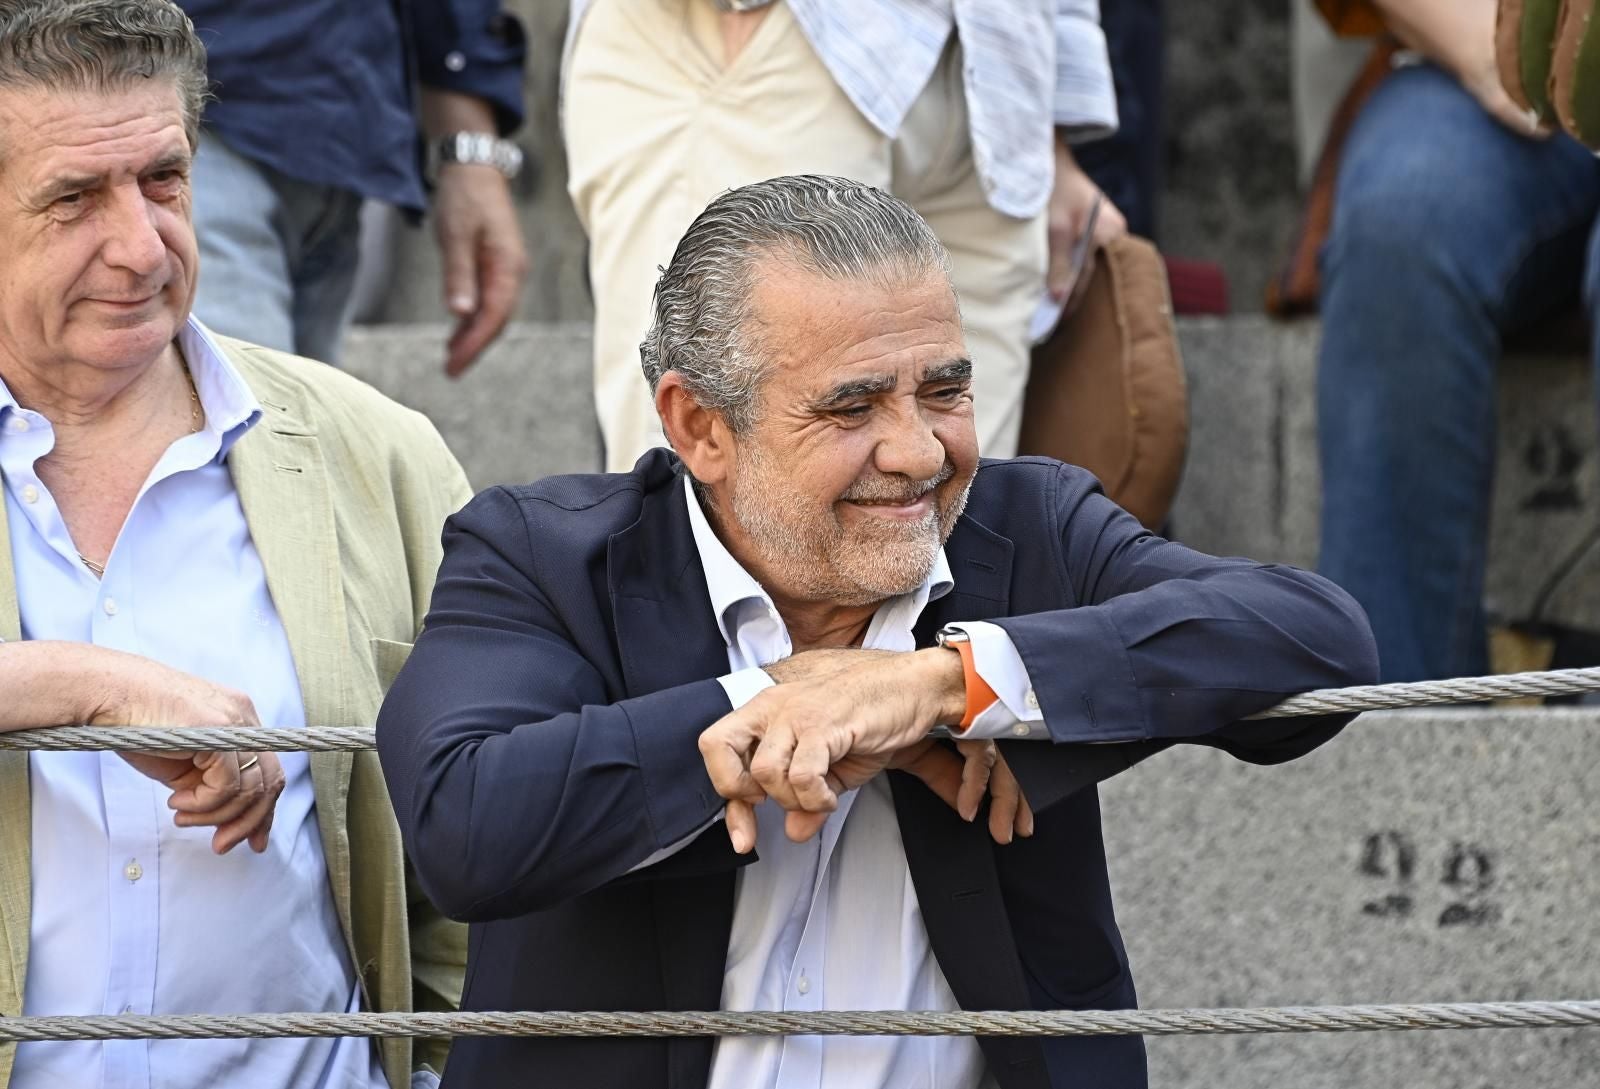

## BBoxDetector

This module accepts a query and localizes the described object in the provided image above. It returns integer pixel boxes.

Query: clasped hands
[89,653,286,854]
[698,647,1034,854]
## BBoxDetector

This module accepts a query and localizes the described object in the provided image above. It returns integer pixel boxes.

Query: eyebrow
[33,150,190,205]
[922,358,973,385]
[805,357,974,413]
[807,374,898,412]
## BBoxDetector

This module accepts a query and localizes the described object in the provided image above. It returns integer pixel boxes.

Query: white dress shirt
[565,0,1117,218]
[7,319,387,1089]
[681,478,1043,1089]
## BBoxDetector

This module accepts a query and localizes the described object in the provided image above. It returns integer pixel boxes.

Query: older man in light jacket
[0,3,470,1087]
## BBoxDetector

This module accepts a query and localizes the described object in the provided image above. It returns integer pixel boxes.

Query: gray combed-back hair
[0,0,208,148]
[640,174,954,432]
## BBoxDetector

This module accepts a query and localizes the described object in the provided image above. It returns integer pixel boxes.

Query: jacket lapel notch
[608,466,729,699]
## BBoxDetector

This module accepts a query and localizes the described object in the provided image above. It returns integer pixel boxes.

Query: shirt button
[19,484,37,504]
[124,860,142,882]
[1024,688,1039,711]
[444,50,466,71]
[103,597,118,616]
[6,416,28,433]
[1011,723,1031,738]
[796,976,811,995]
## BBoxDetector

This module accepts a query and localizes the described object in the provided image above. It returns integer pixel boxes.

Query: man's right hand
[710,647,1033,850]
[88,655,286,854]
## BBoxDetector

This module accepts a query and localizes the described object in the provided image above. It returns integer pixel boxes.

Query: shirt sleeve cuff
[943,622,1049,740]
[1054,11,1120,141]
[717,666,776,710]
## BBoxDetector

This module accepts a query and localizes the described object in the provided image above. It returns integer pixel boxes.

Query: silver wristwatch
[710,0,778,11]
[435,131,524,179]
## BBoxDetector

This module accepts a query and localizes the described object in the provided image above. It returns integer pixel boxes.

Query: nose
[99,182,168,279]
[872,400,946,482]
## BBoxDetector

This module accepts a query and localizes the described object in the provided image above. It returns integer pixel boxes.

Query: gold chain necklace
[76,362,203,579]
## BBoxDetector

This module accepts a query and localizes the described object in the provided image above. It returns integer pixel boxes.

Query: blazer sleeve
[377,487,735,923]
[990,464,1379,805]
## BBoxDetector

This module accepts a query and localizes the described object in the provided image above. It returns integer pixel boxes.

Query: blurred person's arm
[413,3,531,376]
[1049,0,1128,303]
[1373,0,1547,134]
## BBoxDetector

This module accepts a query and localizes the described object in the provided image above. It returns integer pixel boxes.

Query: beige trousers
[566,0,1047,471]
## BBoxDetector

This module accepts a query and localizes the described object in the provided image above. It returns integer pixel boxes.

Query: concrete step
[1104,707,1600,1088]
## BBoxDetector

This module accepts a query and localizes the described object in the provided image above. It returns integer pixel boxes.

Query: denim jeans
[188,134,365,364]
[1317,63,1600,682]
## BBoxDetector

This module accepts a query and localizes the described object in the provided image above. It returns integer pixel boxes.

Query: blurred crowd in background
[181,0,1600,687]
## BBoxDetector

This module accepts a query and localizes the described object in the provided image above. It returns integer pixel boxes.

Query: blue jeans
[1317,63,1600,682]
[188,134,364,363]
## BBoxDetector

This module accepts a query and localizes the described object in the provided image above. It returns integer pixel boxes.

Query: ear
[656,372,735,487]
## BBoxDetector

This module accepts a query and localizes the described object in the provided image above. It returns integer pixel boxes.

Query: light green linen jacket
[0,337,473,1088]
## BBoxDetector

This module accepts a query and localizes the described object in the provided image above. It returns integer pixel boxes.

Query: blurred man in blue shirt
[181,1,528,373]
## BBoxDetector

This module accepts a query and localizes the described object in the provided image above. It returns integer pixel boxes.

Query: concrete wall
[1103,709,1600,1089]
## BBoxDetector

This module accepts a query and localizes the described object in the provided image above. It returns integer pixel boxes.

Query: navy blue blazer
[377,450,1379,1089]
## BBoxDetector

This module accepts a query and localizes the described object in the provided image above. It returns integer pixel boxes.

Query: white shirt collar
[0,316,263,462]
[177,317,264,459]
[682,474,953,648]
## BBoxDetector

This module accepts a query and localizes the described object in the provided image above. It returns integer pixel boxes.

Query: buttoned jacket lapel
[223,356,360,981]
[607,461,748,1089]
[905,512,1052,1089]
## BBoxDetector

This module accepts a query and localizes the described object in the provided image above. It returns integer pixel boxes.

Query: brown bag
[1017,235,1188,529]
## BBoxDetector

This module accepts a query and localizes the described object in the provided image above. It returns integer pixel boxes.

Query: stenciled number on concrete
[1359,831,1500,927]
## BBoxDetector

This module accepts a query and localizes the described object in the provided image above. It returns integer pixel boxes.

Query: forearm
[378,670,735,922]
[419,87,499,141]
[0,640,134,731]
[1373,0,1496,77]
[997,562,1378,746]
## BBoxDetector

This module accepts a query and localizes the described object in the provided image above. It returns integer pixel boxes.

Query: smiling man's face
[714,255,979,608]
[0,79,197,381]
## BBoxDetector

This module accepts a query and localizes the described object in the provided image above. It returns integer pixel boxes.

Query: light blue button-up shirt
[566,0,1117,219]
[7,319,386,1089]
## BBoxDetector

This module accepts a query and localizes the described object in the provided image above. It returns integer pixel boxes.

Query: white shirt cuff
[947,621,1048,740]
[717,665,776,710]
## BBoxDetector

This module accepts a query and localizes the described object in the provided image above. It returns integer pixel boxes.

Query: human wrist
[419,87,498,140]
[914,647,968,727]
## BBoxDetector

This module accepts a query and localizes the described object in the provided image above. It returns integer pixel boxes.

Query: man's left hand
[433,162,528,377]
[1047,138,1128,309]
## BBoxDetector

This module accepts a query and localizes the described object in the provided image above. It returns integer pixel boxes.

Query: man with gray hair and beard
[379,174,1379,1089]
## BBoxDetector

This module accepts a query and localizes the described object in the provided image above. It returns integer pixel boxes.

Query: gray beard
[729,444,972,607]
